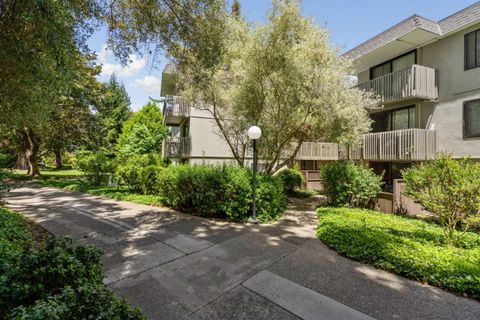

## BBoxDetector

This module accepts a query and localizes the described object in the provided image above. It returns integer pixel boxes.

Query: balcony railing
[163,96,190,124]
[295,142,339,160]
[357,65,438,104]
[163,137,191,158]
[362,129,436,161]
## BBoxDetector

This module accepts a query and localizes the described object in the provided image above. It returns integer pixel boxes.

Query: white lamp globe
[248,126,262,140]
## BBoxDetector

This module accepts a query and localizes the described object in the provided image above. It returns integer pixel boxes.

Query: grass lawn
[37,179,163,206]
[11,168,163,207]
[317,207,480,299]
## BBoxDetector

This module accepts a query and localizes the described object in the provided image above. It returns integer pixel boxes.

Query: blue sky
[87,0,478,111]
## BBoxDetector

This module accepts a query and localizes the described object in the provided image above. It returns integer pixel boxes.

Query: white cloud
[97,44,146,78]
[131,75,161,94]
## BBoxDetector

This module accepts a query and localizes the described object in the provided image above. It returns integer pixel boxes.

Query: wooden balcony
[362,129,436,161]
[163,96,190,125]
[163,137,191,158]
[357,65,438,104]
[295,142,339,160]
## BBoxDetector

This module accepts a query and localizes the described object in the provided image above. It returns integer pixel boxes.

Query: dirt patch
[23,217,52,248]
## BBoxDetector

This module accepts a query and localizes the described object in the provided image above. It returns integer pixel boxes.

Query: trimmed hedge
[157,164,287,222]
[317,207,480,298]
[0,208,144,319]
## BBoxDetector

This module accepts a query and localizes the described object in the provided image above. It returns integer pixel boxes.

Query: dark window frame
[369,50,417,80]
[464,29,480,71]
[463,98,480,138]
[370,105,416,132]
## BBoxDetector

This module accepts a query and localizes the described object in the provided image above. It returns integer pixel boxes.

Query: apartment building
[340,2,480,187]
[160,2,480,190]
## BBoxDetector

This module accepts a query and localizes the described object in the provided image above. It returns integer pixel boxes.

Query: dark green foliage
[0,168,14,205]
[403,155,480,246]
[74,150,114,185]
[156,164,287,222]
[277,168,305,194]
[140,165,162,195]
[0,238,103,315]
[0,153,16,168]
[0,208,32,259]
[0,208,144,319]
[7,285,145,320]
[321,161,382,208]
[96,75,132,151]
[317,207,480,298]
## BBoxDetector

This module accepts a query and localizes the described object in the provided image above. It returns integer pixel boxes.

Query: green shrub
[115,155,152,192]
[321,161,382,208]
[139,165,162,195]
[7,285,145,320]
[277,168,305,194]
[0,208,32,259]
[403,155,480,246]
[0,169,14,205]
[317,207,480,298]
[256,174,287,222]
[156,164,286,222]
[0,238,103,315]
[0,153,16,168]
[73,150,114,186]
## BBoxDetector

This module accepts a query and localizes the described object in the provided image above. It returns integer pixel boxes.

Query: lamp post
[247,125,262,224]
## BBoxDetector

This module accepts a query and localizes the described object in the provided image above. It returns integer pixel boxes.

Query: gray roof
[343,2,480,60]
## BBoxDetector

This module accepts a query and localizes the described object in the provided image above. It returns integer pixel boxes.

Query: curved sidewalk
[6,185,480,320]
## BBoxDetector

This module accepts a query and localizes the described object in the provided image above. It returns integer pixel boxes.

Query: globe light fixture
[248,125,262,224]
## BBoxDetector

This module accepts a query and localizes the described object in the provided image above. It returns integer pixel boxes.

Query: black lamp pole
[252,138,258,224]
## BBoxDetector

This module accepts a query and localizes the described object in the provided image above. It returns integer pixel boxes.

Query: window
[370,106,416,132]
[465,29,480,70]
[464,99,480,138]
[370,51,416,80]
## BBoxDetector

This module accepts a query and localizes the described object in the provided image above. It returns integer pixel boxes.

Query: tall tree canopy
[96,75,132,151]
[178,0,377,173]
[116,101,168,159]
[0,0,103,175]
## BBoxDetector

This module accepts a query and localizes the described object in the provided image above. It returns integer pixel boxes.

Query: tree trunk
[23,127,41,176]
[54,149,63,169]
[14,152,28,170]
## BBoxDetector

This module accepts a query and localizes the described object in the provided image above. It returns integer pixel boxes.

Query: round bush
[321,161,383,208]
[277,168,305,194]
[73,150,114,186]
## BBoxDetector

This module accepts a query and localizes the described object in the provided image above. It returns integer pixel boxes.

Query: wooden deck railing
[163,95,190,119]
[295,142,339,160]
[163,137,191,158]
[357,65,438,104]
[362,129,436,161]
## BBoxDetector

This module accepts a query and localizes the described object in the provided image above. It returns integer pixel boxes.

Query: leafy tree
[96,75,132,151]
[403,155,480,246]
[178,0,377,174]
[231,0,241,17]
[116,101,168,159]
[0,0,103,176]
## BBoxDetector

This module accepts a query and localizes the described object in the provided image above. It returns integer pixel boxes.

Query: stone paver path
[6,186,480,320]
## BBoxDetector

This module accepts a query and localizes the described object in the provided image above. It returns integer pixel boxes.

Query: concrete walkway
[6,186,480,320]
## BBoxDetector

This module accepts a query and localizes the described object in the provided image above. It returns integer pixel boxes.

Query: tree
[116,101,168,158]
[178,0,377,173]
[43,55,103,168]
[403,155,480,246]
[231,0,241,17]
[96,75,132,152]
[0,0,103,176]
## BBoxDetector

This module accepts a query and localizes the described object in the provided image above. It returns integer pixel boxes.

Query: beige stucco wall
[418,23,480,158]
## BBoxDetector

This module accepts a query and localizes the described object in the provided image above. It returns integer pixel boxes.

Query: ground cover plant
[317,207,480,298]
[0,207,145,319]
